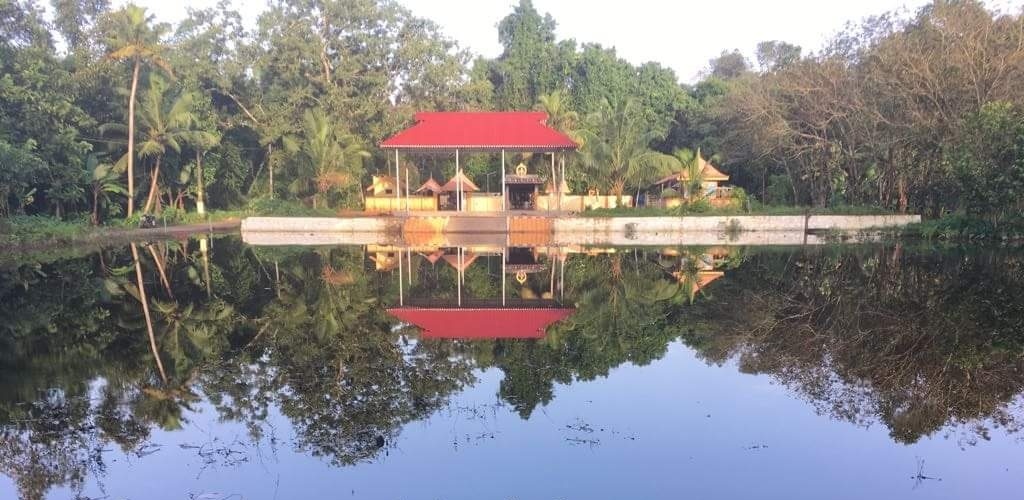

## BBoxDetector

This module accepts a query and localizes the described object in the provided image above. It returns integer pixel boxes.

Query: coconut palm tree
[535,91,579,138]
[105,4,172,218]
[297,109,370,209]
[189,129,221,214]
[672,147,706,198]
[133,76,209,214]
[578,99,678,199]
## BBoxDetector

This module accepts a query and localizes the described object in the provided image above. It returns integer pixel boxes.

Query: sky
[117,0,1023,83]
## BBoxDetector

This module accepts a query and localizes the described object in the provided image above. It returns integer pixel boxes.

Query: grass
[907,213,1024,241]
[0,215,93,246]
[0,198,341,249]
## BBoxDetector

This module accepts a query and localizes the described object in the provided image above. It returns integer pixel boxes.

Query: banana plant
[90,155,127,225]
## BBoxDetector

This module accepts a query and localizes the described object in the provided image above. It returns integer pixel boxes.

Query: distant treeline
[1,0,1022,222]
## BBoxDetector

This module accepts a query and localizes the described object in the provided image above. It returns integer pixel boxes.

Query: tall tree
[103,4,171,217]
[131,76,206,214]
[578,99,678,198]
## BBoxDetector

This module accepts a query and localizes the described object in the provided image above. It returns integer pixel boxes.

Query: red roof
[380,112,578,151]
[388,307,575,339]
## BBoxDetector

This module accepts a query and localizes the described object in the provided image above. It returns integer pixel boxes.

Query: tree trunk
[268,143,274,199]
[131,242,168,384]
[196,149,205,214]
[92,189,100,225]
[147,243,174,298]
[144,157,161,213]
[897,175,908,214]
[127,60,140,218]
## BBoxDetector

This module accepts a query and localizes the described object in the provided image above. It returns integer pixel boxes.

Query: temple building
[365,111,631,214]
[648,151,736,208]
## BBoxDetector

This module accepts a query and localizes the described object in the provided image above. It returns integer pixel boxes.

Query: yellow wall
[537,194,633,211]
[466,194,504,212]
[365,196,437,213]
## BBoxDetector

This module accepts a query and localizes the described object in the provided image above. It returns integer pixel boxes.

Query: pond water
[1,236,1023,499]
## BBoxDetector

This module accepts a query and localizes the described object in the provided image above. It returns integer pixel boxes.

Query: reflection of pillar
[407,247,412,285]
[199,237,211,298]
[559,254,565,301]
[457,247,462,307]
[398,249,404,306]
[502,246,506,307]
[274,260,280,299]
[549,246,555,295]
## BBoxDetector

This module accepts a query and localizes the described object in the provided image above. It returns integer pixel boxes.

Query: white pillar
[405,166,410,212]
[550,152,556,212]
[457,247,462,307]
[501,246,506,307]
[501,149,506,212]
[398,248,404,306]
[394,150,400,209]
[560,153,566,211]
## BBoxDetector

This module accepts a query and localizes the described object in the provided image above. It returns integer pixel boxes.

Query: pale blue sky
[118,0,1022,82]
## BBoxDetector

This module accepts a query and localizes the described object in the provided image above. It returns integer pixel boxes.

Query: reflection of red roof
[388,307,574,339]
[380,112,578,151]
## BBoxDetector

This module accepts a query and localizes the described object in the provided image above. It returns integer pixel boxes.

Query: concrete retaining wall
[553,215,920,234]
[240,214,920,247]
[241,216,391,233]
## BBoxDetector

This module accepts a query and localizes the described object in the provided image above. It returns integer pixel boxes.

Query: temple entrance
[507,185,536,210]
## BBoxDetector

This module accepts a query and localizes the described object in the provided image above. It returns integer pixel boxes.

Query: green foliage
[0,0,1022,231]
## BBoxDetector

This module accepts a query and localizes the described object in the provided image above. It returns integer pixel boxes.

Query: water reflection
[1,238,1023,498]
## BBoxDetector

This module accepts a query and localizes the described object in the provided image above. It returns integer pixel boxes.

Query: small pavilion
[372,111,578,213]
[649,152,734,207]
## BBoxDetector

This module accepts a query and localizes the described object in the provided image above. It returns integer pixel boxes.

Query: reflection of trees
[205,248,476,465]
[0,392,103,500]
[6,239,1024,496]
[683,246,1024,443]
[476,252,688,417]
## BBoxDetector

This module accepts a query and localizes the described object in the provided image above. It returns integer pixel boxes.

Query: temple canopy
[414,177,443,194]
[380,112,578,152]
[388,307,575,339]
[441,171,480,192]
[652,157,730,187]
[443,251,478,271]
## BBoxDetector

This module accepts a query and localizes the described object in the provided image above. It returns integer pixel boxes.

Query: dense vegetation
[2,0,1022,230]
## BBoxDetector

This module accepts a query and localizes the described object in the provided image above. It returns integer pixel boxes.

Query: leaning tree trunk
[143,157,162,213]
[127,60,140,218]
[130,242,168,384]
[92,189,100,225]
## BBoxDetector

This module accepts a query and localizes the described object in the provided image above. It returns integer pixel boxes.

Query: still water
[1,236,1023,499]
